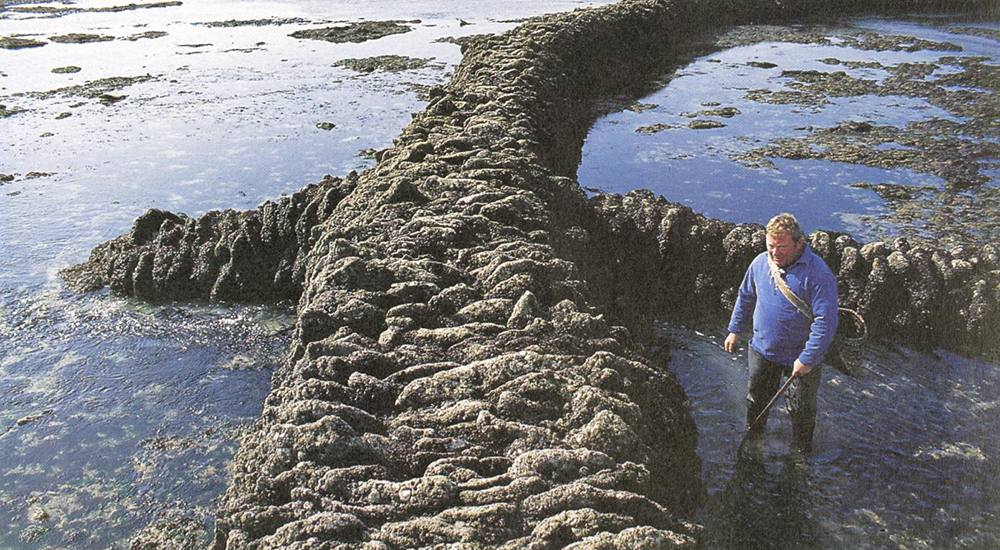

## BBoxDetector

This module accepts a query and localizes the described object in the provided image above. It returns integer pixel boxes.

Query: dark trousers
[747,347,822,451]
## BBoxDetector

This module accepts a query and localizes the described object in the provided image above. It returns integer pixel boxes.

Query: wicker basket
[831,307,867,375]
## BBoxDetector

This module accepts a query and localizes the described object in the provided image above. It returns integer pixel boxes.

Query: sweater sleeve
[727,261,758,334]
[797,270,839,367]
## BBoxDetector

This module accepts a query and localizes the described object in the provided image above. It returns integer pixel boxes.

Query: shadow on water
[703,452,817,550]
[658,321,1000,549]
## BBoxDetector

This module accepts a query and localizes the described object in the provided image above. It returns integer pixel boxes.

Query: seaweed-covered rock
[61,174,357,302]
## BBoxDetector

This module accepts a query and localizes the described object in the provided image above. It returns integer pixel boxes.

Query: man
[724,213,838,454]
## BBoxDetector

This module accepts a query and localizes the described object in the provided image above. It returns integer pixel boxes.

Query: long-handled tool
[738,372,799,453]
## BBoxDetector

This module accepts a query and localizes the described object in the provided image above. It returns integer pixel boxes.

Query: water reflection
[660,321,1000,549]
[705,453,816,550]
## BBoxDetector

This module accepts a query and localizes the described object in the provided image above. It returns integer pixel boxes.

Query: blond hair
[766,213,803,241]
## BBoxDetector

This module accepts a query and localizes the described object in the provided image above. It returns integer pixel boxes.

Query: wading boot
[790,418,814,455]
[745,401,767,441]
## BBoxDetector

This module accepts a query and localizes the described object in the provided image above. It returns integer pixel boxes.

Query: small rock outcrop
[62,174,357,303]
[60,0,999,548]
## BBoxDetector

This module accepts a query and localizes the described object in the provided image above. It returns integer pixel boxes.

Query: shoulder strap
[768,256,813,320]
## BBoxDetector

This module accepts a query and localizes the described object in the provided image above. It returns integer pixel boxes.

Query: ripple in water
[0,288,292,548]
[660,322,1000,549]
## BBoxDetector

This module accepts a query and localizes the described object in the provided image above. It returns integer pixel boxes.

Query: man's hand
[792,359,812,376]
[724,333,739,354]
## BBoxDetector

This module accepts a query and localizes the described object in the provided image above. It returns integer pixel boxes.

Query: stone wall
[59,0,999,548]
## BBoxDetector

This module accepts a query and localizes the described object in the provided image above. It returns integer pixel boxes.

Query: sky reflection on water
[578,17,1000,241]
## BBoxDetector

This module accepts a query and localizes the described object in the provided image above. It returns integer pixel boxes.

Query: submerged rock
[124,30,168,41]
[200,18,311,28]
[334,55,433,73]
[49,33,115,44]
[0,104,27,118]
[129,516,205,550]
[688,119,726,129]
[0,36,46,49]
[636,123,675,134]
[19,74,157,102]
[7,1,181,16]
[290,21,413,44]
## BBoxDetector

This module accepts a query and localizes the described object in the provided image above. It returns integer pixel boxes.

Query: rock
[334,55,432,73]
[290,21,412,44]
[636,123,675,134]
[0,36,46,49]
[508,290,541,329]
[687,119,726,129]
[49,33,116,44]
[16,409,53,426]
[129,516,205,550]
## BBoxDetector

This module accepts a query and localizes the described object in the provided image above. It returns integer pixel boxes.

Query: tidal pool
[578,16,1000,247]
[583,13,1000,549]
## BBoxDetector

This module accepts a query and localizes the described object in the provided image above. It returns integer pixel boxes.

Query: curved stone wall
[60,0,999,548]
[584,190,1000,357]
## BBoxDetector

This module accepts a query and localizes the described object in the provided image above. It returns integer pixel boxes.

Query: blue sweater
[728,245,839,367]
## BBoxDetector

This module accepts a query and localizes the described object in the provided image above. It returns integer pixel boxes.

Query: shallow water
[661,322,1000,549]
[1,0,612,546]
[0,289,290,548]
[578,17,1000,244]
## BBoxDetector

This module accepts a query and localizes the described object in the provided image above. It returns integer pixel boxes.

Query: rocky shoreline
[59,0,999,548]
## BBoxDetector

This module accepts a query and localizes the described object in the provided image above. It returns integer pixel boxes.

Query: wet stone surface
[17,74,157,103]
[0,35,45,49]
[4,1,183,17]
[1,103,26,117]
[290,21,415,44]
[48,33,116,43]
[334,55,437,74]
[198,17,311,28]
[124,30,167,41]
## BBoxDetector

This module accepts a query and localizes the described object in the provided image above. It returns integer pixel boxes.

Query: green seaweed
[0,35,45,49]
[333,55,433,73]
[290,21,413,44]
